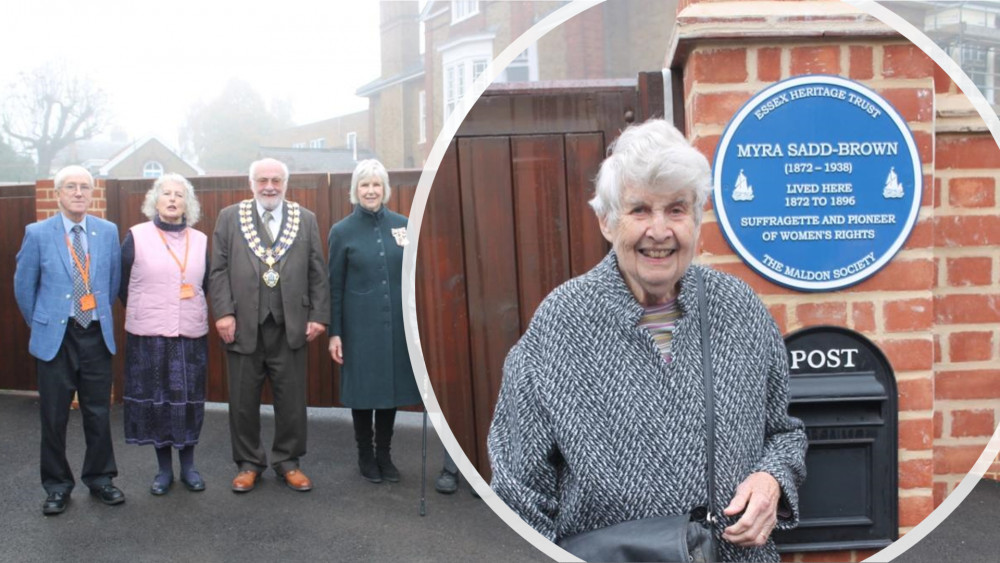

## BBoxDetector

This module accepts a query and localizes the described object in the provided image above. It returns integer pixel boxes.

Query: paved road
[0,393,546,563]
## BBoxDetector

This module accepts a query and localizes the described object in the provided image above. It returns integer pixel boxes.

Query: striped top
[639,299,681,362]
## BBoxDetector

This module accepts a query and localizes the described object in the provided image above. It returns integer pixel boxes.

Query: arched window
[143,161,164,179]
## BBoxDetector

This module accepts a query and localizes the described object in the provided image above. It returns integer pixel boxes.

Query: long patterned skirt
[123,333,207,448]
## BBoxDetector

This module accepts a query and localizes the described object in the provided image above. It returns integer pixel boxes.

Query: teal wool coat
[328,205,419,409]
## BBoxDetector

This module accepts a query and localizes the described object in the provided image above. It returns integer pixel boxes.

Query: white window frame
[346,131,358,161]
[499,44,539,83]
[451,0,479,24]
[418,90,427,143]
[292,142,306,149]
[440,37,493,117]
[419,20,426,56]
[142,161,163,179]
[309,137,326,149]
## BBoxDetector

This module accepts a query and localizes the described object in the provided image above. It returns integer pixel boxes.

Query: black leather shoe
[180,470,206,492]
[435,469,459,494]
[150,475,173,496]
[90,484,125,505]
[42,491,70,515]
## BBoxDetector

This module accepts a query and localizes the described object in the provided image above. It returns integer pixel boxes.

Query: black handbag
[556,269,719,563]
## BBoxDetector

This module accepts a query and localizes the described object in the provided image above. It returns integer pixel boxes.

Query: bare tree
[1,62,109,178]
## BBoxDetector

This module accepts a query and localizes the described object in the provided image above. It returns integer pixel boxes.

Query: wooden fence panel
[511,135,572,331]
[566,133,610,277]
[457,137,524,475]
[0,185,38,391]
[414,142,478,462]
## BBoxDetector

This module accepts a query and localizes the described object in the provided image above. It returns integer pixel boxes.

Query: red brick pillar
[35,177,108,221]
[931,67,1000,497]
[671,1,961,561]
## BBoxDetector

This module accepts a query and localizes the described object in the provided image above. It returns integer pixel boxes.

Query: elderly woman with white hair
[328,159,420,484]
[120,173,210,495]
[488,119,807,562]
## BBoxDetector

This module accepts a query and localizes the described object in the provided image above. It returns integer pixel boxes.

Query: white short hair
[350,159,391,205]
[590,119,712,228]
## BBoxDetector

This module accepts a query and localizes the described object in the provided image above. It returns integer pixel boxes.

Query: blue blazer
[14,213,120,361]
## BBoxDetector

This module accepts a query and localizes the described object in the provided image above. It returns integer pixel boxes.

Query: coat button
[61,319,66,324]
[66,294,71,299]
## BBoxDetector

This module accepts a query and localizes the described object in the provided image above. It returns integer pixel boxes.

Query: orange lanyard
[64,234,91,293]
[156,227,190,282]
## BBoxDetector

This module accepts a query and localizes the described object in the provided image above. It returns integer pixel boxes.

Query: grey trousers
[226,317,307,474]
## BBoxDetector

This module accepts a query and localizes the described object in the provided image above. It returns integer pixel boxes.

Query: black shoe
[180,470,206,492]
[359,449,382,483]
[376,450,400,483]
[150,474,173,496]
[90,484,125,506]
[42,491,70,515]
[435,469,459,494]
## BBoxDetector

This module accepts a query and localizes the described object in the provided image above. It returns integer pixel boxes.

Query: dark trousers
[37,321,116,494]
[226,317,307,475]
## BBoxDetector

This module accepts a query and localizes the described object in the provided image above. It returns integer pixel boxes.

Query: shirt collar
[60,213,87,234]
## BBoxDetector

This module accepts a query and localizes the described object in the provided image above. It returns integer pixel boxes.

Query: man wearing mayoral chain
[209,158,329,493]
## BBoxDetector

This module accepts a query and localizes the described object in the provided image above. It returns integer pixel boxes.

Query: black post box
[774,326,898,552]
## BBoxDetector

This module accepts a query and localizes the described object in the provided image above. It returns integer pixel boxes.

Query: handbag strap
[697,267,717,524]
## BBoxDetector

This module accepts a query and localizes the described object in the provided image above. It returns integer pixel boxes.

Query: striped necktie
[71,225,91,328]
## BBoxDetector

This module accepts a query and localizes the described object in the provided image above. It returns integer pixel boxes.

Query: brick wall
[35,179,107,221]
[931,68,1000,501]
[676,1,1000,561]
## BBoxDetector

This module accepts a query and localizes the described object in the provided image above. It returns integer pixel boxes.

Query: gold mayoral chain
[238,199,301,288]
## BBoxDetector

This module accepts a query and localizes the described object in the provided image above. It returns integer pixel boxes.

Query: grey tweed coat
[488,252,807,562]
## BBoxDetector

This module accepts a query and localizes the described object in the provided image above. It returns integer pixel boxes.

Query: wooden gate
[417,75,666,475]
[0,185,40,391]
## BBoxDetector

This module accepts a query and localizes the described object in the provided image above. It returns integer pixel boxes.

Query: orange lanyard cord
[64,235,91,292]
[156,227,190,282]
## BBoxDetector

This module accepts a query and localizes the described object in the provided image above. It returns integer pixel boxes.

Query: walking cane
[420,409,427,516]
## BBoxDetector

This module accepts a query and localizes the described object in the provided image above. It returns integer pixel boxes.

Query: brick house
[97,136,202,179]
[259,111,371,163]
[356,0,674,169]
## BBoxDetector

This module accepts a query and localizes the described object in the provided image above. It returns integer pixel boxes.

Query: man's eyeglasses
[61,183,93,193]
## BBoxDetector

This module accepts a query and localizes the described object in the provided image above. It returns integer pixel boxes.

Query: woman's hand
[721,471,780,547]
[328,335,344,364]
[216,315,236,344]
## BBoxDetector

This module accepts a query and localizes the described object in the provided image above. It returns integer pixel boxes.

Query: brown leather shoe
[281,469,312,492]
[231,470,259,493]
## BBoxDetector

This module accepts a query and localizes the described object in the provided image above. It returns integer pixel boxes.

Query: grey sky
[2,0,381,149]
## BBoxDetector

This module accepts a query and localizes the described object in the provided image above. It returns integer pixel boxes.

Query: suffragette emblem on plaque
[712,75,921,291]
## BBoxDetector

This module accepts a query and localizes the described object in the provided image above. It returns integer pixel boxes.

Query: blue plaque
[712,75,922,291]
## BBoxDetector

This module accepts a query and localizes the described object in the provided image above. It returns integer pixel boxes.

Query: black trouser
[37,321,116,494]
[226,316,307,475]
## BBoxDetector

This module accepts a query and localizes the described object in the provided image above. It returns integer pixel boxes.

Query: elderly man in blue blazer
[14,165,124,516]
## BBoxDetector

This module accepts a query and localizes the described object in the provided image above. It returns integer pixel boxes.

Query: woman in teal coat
[328,159,420,483]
